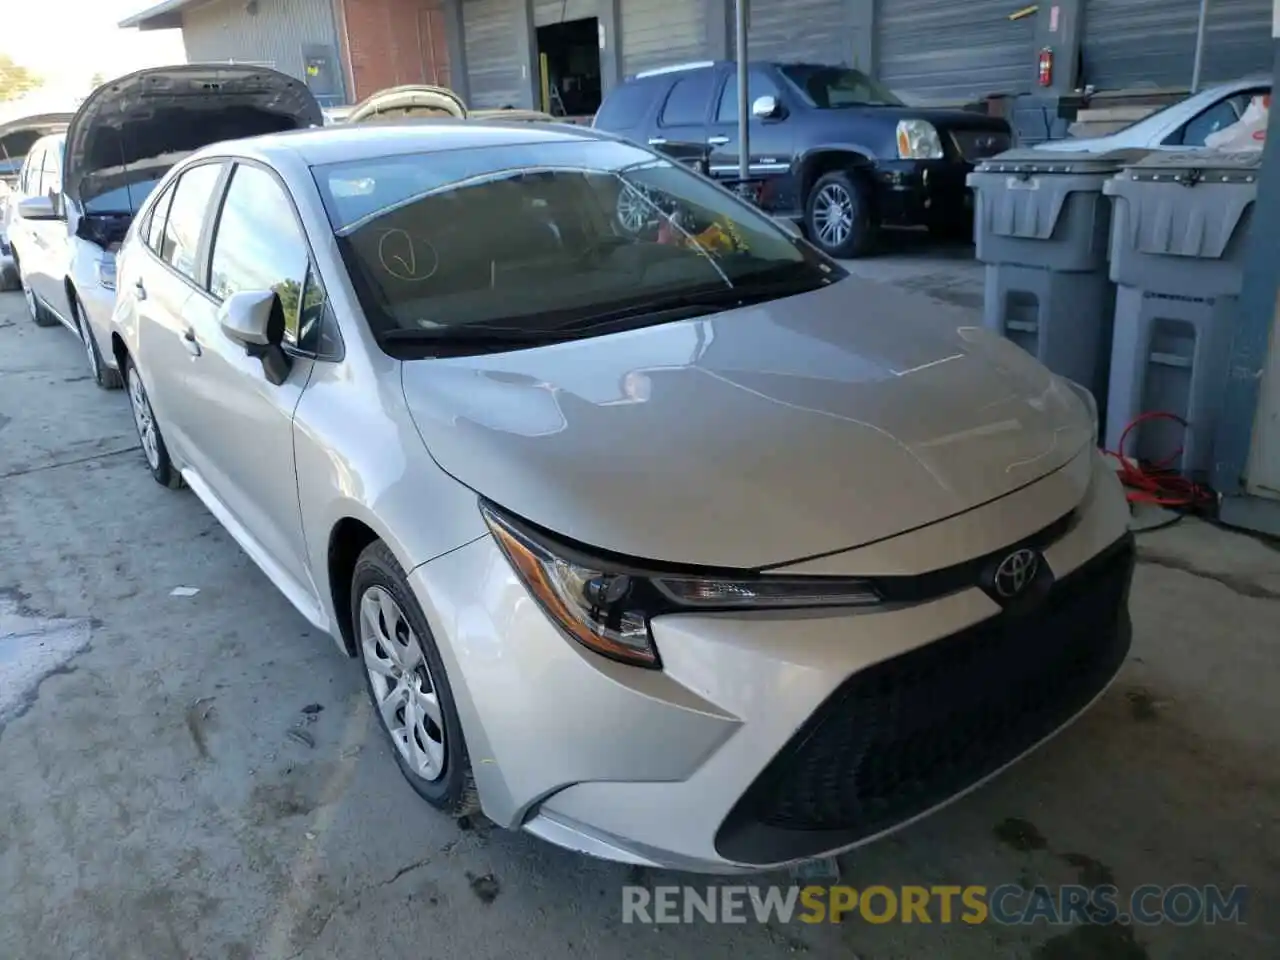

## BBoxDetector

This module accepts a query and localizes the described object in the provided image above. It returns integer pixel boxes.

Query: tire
[16,259,56,327]
[124,357,183,489]
[72,291,123,390]
[804,169,878,259]
[352,540,480,818]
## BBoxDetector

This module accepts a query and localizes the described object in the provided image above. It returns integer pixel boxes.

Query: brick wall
[336,0,453,101]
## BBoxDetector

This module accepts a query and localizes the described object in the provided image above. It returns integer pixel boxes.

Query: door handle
[182,327,201,357]
[647,137,668,146]
[707,136,730,146]
[134,278,147,301]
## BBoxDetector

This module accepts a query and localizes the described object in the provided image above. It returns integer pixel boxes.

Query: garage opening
[535,17,602,117]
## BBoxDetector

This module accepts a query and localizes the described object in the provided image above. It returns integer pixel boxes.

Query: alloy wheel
[616,183,652,233]
[359,584,447,782]
[127,366,161,470]
[78,312,98,378]
[20,274,37,321]
[814,183,854,249]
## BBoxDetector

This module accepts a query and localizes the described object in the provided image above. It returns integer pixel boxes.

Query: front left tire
[352,540,480,818]
[125,357,182,489]
[72,291,122,390]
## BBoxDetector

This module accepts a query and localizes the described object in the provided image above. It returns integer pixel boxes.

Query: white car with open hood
[5,63,322,388]
[0,111,73,290]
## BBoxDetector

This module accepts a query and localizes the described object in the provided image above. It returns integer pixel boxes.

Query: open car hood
[63,63,323,208]
[0,112,72,184]
[345,84,468,123]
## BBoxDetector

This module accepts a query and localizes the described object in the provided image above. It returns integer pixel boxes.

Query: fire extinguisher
[1038,47,1054,87]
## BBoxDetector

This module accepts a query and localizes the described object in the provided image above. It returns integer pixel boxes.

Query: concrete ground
[0,258,1277,960]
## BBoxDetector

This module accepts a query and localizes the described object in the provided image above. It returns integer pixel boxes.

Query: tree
[90,72,106,91]
[0,55,42,102]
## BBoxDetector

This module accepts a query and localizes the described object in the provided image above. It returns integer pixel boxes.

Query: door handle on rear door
[707,136,730,146]
[134,278,147,301]
[182,328,201,357]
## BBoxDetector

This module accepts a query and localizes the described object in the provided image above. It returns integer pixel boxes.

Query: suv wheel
[73,292,123,390]
[805,170,878,259]
[125,358,183,489]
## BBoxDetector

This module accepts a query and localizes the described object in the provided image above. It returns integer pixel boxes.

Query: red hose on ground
[1103,411,1215,511]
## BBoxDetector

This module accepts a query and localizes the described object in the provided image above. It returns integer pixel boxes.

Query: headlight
[95,257,116,291]
[481,504,881,669]
[896,119,945,160]
[1063,377,1099,446]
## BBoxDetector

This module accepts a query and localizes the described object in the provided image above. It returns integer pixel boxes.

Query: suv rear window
[594,79,662,131]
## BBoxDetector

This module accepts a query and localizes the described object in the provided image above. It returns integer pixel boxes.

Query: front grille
[952,129,1012,162]
[716,535,1134,865]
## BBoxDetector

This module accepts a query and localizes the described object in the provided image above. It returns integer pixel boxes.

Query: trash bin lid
[1118,149,1262,184]
[975,146,1152,175]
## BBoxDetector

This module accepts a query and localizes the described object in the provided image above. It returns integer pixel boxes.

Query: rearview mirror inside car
[17,195,63,221]
[219,289,292,385]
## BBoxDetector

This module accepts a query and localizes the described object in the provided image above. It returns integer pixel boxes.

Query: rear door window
[594,80,661,130]
[160,162,225,282]
[659,71,715,127]
[144,182,177,253]
[20,146,44,197]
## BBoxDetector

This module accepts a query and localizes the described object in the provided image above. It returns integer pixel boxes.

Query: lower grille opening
[716,535,1135,865]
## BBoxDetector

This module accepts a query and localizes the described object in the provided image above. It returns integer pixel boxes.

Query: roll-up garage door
[463,0,525,108]
[876,0,1036,103]
[534,0,595,26]
[745,0,849,66]
[1081,0,1274,91]
[621,0,707,77]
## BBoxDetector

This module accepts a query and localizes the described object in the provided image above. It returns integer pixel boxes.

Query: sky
[2,0,186,102]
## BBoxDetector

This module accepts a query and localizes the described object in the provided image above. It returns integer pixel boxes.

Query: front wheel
[353,541,480,818]
[125,358,182,488]
[74,292,122,390]
[804,170,878,259]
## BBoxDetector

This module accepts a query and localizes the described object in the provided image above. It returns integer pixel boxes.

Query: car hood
[0,112,72,184]
[63,64,323,208]
[400,279,1092,569]
[833,104,1010,132]
[345,84,468,124]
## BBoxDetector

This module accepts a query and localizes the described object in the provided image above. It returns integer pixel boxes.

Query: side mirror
[751,95,781,120]
[17,195,62,221]
[220,290,293,385]
[219,289,278,348]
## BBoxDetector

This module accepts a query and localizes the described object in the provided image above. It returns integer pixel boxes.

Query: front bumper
[873,158,974,225]
[409,448,1133,873]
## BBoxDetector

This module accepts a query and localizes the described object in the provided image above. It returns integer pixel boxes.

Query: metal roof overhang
[118,0,202,31]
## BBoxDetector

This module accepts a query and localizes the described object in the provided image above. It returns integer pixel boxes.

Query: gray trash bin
[968,148,1150,409]
[1102,150,1260,479]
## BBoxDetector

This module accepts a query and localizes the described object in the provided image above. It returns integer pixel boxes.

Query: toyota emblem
[993,548,1040,599]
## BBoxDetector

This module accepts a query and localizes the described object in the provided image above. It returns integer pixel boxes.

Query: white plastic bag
[1204,94,1270,151]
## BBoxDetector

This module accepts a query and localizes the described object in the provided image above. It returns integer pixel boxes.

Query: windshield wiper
[551,274,832,332]
[379,324,587,354]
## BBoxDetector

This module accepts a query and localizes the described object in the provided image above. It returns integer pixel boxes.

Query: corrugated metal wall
[463,0,527,107]
[534,0,595,26]
[875,0,1036,102]
[621,0,707,77]
[1081,0,1275,91]
[182,0,338,83]
[745,0,849,66]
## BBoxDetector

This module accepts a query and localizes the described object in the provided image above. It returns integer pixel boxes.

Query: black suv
[593,61,1013,258]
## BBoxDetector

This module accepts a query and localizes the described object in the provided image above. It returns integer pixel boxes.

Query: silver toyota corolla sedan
[108,120,1135,873]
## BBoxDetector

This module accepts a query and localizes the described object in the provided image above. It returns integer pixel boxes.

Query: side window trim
[204,158,343,362]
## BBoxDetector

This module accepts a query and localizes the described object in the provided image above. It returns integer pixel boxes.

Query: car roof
[208,119,616,168]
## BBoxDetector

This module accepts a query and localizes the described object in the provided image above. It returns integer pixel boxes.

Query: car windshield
[312,140,841,350]
[83,176,166,215]
[780,65,903,108]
